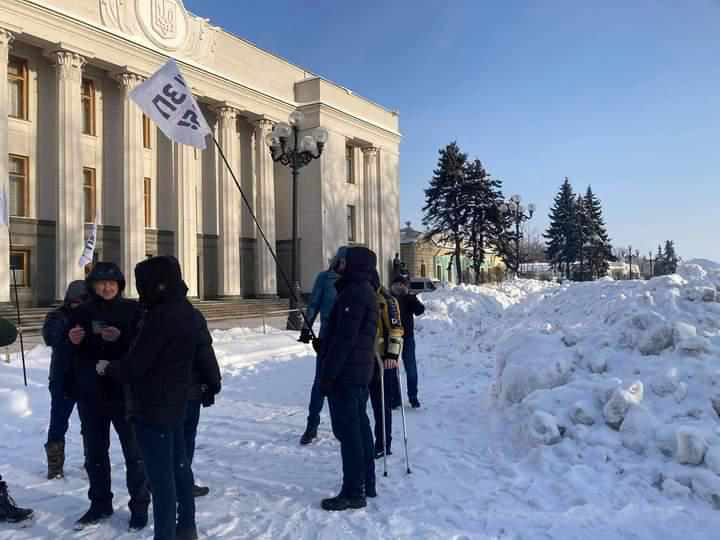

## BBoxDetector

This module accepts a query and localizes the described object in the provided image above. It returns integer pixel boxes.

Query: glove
[298,327,312,344]
[312,338,322,354]
[96,360,110,376]
[319,377,335,397]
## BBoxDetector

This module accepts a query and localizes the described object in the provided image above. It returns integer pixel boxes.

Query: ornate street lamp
[265,110,328,330]
[500,195,535,277]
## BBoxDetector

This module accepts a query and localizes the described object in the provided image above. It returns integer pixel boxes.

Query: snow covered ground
[2,264,720,539]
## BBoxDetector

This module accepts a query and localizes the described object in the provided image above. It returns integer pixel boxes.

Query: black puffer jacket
[395,293,425,336]
[188,308,221,406]
[319,247,379,386]
[109,256,196,426]
[70,263,142,409]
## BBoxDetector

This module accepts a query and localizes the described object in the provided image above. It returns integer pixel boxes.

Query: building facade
[0,0,401,306]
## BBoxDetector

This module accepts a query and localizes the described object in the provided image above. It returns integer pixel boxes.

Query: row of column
[0,30,279,301]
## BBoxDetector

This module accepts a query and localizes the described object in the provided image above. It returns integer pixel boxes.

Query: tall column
[174,143,198,297]
[116,72,145,297]
[254,118,277,297]
[54,49,86,299]
[216,106,241,296]
[0,30,13,302]
[363,147,379,256]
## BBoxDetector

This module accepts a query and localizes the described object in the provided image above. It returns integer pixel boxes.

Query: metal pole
[8,228,27,386]
[287,125,302,331]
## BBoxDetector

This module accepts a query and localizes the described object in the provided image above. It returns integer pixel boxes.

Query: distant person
[298,246,347,445]
[42,280,88,479]
[390,276,425,408]
[317,247,378,511]
[68,263,150,531]
[392,253,402,280]
[185,306,222,498]
[102,256,198,540]
[0,475,33,523]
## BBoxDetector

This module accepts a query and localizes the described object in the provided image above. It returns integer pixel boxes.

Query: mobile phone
[91,321,108,334]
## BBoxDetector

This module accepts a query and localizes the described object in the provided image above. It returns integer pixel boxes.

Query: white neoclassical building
[0,0,401,306]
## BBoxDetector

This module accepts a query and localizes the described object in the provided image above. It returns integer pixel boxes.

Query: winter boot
[45,440,65,479]
[409,397,421,409]
[365,483,377,498]
[192,484,210,498]
[300,426,318,445]
[176,525,199,540]
[321,494,367,511]
[128,510,148,531]
[74,502,113,530]
[0,481,33,523]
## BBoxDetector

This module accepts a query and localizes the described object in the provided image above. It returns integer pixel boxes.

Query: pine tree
[664,240,679,274]
[654,244,665,276]
[544,177,577,278]
[423,142,468,284]
[574,194,590,280]
[583,186,612,279]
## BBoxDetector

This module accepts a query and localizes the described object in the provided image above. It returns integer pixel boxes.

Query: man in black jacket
[185,307,222,498]
[318,246,378,511]
[390,276,425,408]
[103,256,197,540]
[68,263,150,531]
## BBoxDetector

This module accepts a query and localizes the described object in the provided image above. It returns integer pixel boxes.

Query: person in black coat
[317,246,378,511]
[390,276,425,408]
[43,280,88,480]
[103,256,197,540]
[185,307,222,498]
[68,262,150,531]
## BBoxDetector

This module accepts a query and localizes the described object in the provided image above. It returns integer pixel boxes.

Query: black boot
[128,510,148,531]
[176,525,199,540]
[300,426,318,445]
[409,397,421,408]
[365,483,377,498]
[321,494,367,511]
[74,502,113,530]
[0,481,33,523]
[45,440,65,479]
[192,484,210,497]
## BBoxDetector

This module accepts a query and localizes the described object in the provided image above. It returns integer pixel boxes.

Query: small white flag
[0,187,9,227]
[78,211,99,268]
[129,59,211,149]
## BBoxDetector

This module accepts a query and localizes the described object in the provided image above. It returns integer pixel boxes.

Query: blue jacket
[306,269,339,339]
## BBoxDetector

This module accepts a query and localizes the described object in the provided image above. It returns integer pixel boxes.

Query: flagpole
[7,225,27,387]
[211,137,316,339]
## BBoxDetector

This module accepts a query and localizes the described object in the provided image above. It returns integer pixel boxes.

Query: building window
[144,177,152,228]
[8,155,28,217]
[10,250,29,287]
[81,79,96,136]
[346,146,355,184]
[143,114,152,149]
[347,205,356,243]
[8,57,28,120]
[420,262,427,277]
[83,168,96,223]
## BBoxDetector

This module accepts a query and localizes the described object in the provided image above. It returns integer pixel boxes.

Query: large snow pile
[493,264,720,508]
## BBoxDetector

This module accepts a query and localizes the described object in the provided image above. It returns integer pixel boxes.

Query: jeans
[135,417,195,540]
[369,367,399,452]
[306,356,325,430]
[184,399,201,465]
[328,382,375,498]
[47,381,76,444]
[76,400,150,515]
[401,336,418,401]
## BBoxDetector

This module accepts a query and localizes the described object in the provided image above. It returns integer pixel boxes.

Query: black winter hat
[135,256,188,306]
[345,246,377,276]
[86,262,126,296]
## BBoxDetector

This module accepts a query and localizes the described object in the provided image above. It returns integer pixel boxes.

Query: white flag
[129,59,211,149]
[78,211,99,268]
[0,187,9,227]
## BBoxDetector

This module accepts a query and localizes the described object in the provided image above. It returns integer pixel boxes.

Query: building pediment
[99,0,218,63]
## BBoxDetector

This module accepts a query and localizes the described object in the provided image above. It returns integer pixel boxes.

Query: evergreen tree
[423,142,468,284]
[574,194,590,280]
[654,244,665,276]
[583,186,612,279]
[543,177,577,278]
[663,240,679,274]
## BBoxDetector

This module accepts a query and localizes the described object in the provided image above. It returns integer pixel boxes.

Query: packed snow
[2,265,720,538]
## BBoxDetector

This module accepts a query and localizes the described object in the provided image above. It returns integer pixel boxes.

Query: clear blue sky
[186,0,720,261]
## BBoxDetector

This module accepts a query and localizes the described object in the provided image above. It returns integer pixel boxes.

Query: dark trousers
[306,356,325,430]
[401,336,418,400]
[47,381,76,444]
[135,417,195,540]
[328,383,375,498]
[369,366,399,452]
[76,400,150,514]
[184,399,201,465]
